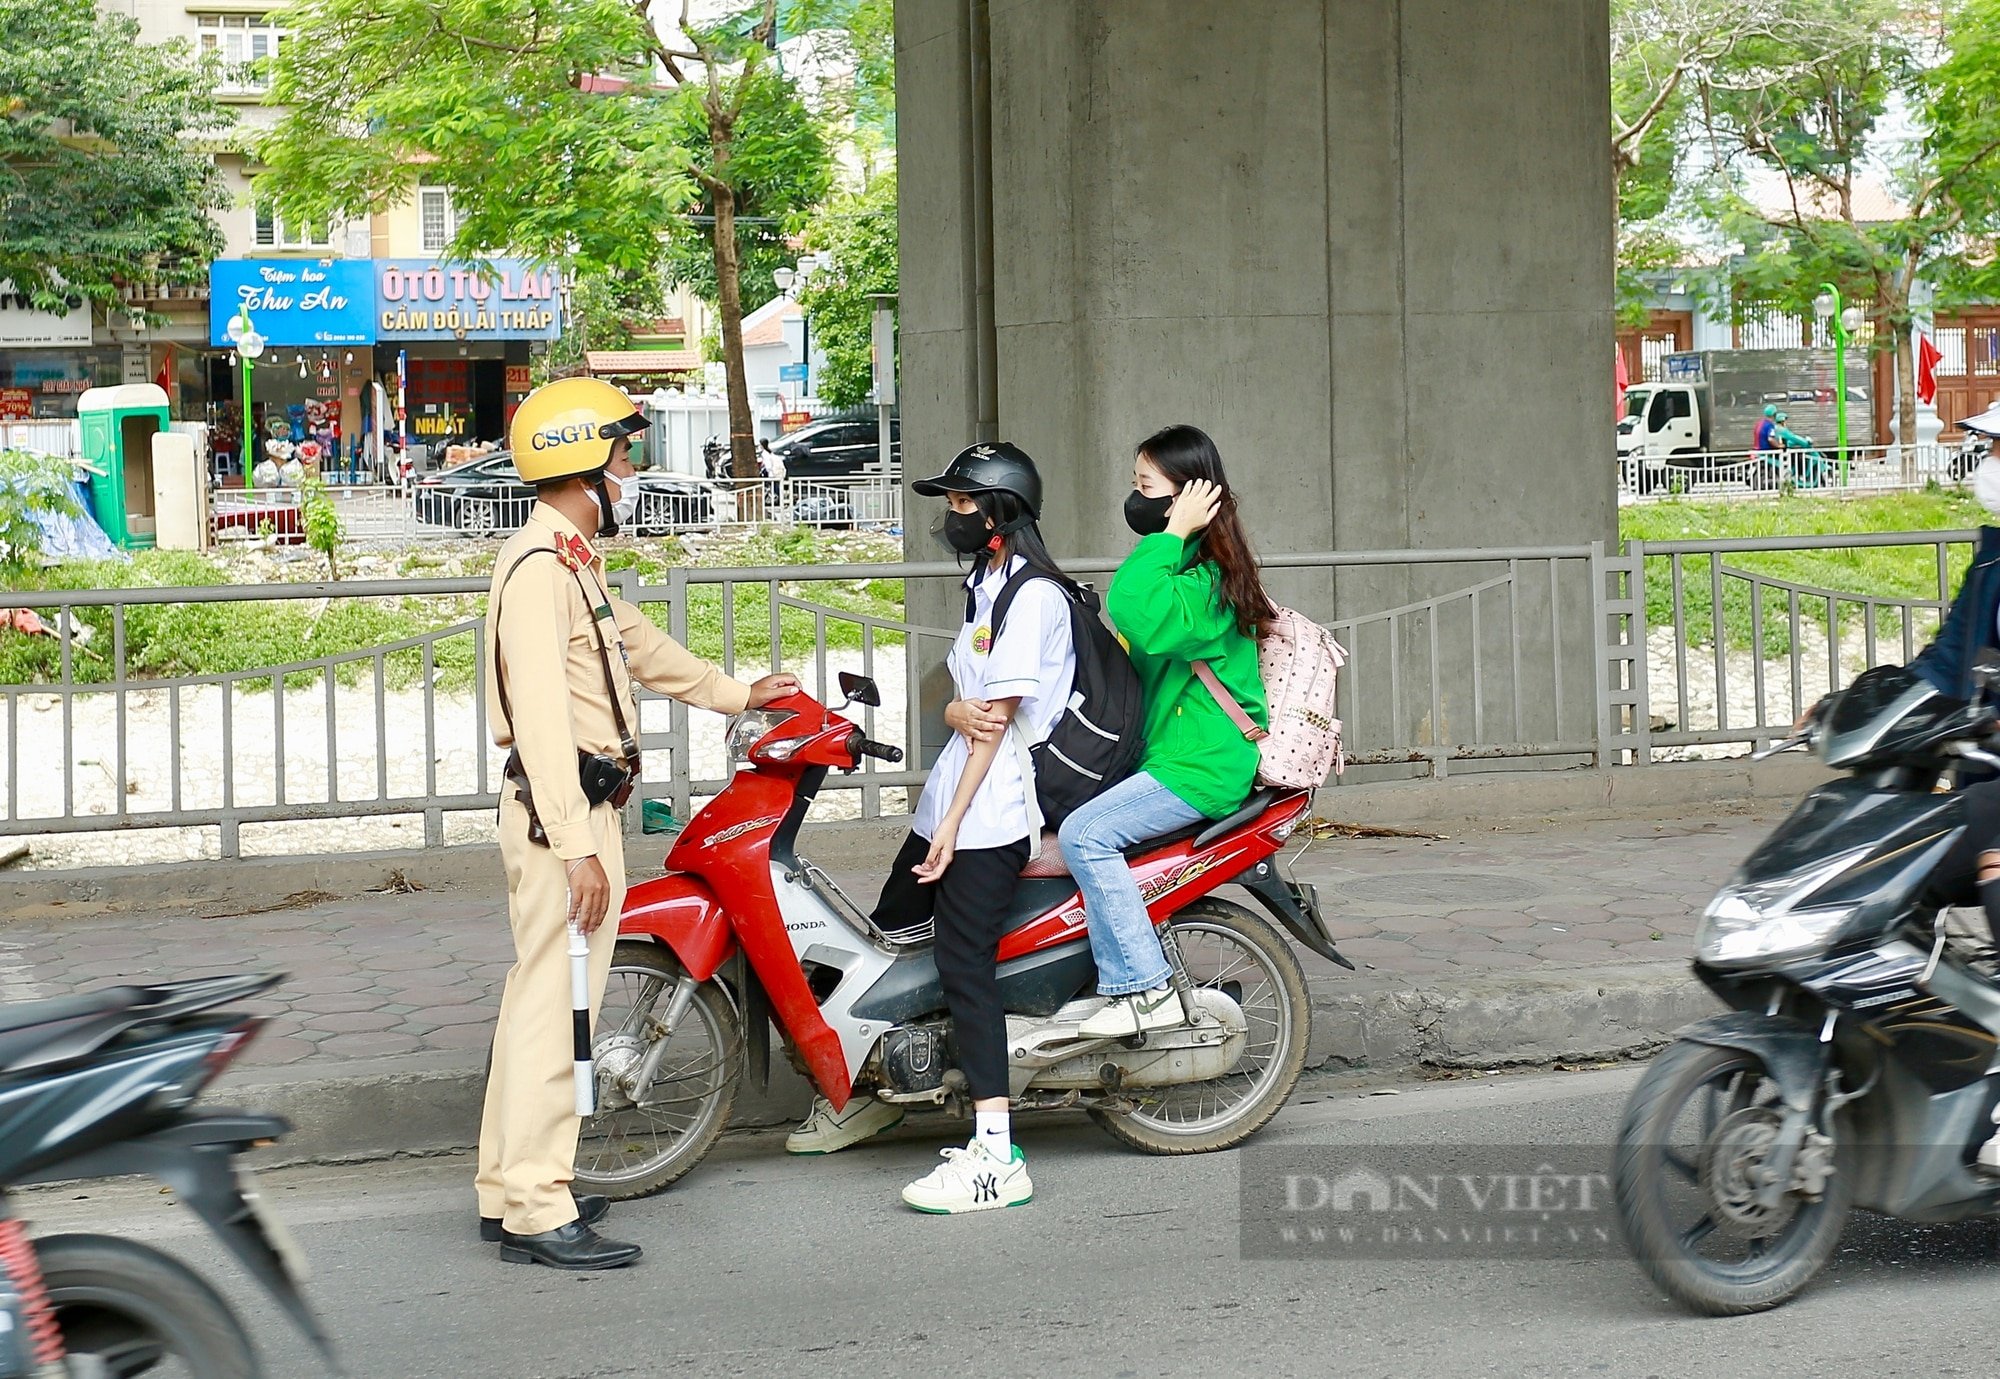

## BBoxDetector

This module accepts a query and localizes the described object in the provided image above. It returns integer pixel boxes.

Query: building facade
[21,2,709,479]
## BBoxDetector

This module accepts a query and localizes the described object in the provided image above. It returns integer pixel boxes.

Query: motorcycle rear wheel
[1089,899,1310,1156]
[40,1232,260,1379]
[1613,1038,1850,1315]
[572,941,742,1200]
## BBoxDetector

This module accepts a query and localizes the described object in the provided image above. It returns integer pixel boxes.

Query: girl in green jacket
[1059,424,1276,1038]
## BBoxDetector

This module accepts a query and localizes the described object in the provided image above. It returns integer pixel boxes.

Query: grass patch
[1,551,484,691]
[1621,489,1983,658]
[3,528,907,690]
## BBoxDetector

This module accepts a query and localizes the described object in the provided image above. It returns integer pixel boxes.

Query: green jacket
[1105,532,1267,819]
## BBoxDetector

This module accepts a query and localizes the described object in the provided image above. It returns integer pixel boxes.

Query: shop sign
[375,259,561,341]
[0,388,31,420]
[208,259,375,347]
[780,411,813,432]
[0,283,92,348]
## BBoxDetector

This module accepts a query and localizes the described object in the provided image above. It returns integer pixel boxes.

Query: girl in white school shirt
[784,441,1076,1214]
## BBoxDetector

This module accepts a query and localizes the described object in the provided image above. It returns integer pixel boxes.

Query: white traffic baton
[566,909,595,1117]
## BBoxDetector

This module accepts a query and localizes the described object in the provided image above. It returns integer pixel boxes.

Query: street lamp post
[1813,284,1865,486]
[224,309,266,480]
[772,251,823,399]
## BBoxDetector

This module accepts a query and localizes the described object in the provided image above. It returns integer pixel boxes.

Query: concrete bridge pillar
[896,0,1616,769]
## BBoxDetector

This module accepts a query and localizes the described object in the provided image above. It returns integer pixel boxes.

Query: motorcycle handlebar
[849,733,904,764]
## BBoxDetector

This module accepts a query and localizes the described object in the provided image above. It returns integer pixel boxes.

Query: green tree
[1609,0,1848,326]
[0,0,230,313]
[259,0,829,481]
[1703,0,2000,453]
[656,71,832,336]
[797,171,896,409]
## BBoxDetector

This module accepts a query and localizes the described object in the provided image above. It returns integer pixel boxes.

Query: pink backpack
[1193,608,1347,790]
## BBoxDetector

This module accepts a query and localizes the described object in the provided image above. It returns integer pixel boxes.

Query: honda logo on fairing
[702,816,783,849]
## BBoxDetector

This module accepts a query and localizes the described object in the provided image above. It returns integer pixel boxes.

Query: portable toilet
[78,384,170,550]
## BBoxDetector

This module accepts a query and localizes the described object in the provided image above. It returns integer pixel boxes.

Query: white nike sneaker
[1076,985,1188,1039]
[784,1095,904,1155]
[901,1141,1033,1214]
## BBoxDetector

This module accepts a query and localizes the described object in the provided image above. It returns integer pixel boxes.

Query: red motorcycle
[573,676,1350,1198]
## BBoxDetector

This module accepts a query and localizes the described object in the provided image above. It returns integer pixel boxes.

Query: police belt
[493,546,641,847]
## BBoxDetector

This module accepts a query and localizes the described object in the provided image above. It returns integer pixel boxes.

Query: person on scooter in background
[1754,404,1783,456]
[1059,424,1276,1037]
[784,442,1076,1214]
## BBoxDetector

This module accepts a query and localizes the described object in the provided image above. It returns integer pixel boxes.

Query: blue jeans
[1057,772,1206,996]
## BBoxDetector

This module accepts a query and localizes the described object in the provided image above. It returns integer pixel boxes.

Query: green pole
[235,310,255,482]
[1819,281,1849,486]
[241,354,253,476]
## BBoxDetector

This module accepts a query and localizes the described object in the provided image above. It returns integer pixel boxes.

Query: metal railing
[0,530,1971,861]
[1,544,1605,858]
[1618,442,1967,503]
[1619,529,1972,762]
[208,476,903,546]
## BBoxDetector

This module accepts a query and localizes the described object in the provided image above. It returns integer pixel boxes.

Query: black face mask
[1124,489,1173,536]
[941,508,995,555]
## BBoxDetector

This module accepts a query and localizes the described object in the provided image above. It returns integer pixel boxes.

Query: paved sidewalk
[0,803,1782,1154]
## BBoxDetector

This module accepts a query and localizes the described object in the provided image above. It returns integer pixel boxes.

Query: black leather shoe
[498,1220,642,1271]
[479,1192,609,1243]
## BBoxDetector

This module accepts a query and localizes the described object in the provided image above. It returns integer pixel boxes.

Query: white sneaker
[1076,986,1188,1039]
[784,1095,904,1155]
[1979,1127,2000,1175]
[901,1141,1033,1214]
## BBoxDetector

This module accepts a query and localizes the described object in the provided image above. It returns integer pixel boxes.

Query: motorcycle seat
[0,986,146,1038]
[1017,788,1281,879]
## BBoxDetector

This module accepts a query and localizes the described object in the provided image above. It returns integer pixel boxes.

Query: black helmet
[913,441,1042,517]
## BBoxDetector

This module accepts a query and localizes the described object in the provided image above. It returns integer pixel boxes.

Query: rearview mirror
[838,672,881,708]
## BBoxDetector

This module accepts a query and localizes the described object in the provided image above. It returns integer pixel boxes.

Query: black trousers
[873,830,1031,1101]
[1932,779,2000,934]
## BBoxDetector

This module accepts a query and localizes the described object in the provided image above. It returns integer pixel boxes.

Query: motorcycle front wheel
[1089,899,1310,1156]
[572,941,742,1200]
[40,1232,260,1379]
[1613,1038,1850,1315]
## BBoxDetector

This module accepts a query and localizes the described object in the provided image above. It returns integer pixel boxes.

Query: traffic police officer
[475,377,794,1270]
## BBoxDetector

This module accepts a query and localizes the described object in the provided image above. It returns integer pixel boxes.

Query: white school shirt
[912,555,1077,850]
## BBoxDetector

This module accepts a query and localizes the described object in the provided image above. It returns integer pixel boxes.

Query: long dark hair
[970,487,1076,594]
[1136,423,1276,638]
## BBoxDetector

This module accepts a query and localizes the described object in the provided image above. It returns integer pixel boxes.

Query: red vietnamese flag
[1917,331,1942,406]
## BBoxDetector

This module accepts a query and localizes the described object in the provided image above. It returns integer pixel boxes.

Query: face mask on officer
[591,468,638,537]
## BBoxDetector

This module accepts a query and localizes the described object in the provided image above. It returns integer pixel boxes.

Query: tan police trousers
[474,793,625,1236]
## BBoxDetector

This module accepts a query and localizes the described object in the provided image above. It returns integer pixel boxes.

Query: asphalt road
[19,1067,2000,1378]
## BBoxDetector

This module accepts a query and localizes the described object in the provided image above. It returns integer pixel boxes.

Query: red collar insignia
[555,532,594,571]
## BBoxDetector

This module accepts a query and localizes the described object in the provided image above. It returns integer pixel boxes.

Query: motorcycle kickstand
[1158,924,1205,1026]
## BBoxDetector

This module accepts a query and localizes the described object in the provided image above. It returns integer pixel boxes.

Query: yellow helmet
[508,377,647,484]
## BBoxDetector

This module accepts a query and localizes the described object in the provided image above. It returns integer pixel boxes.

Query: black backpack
[989,569,1146,830]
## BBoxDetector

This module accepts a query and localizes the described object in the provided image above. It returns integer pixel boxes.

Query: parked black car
[413,452,716,537]
[770,417,901,479]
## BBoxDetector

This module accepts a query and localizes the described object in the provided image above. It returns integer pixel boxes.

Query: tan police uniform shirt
[485,500,752,859]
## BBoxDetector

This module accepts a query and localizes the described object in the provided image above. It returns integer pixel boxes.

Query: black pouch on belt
[578,751,633,808]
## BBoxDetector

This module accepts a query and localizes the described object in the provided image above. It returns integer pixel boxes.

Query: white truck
[1617,348,1871,493]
